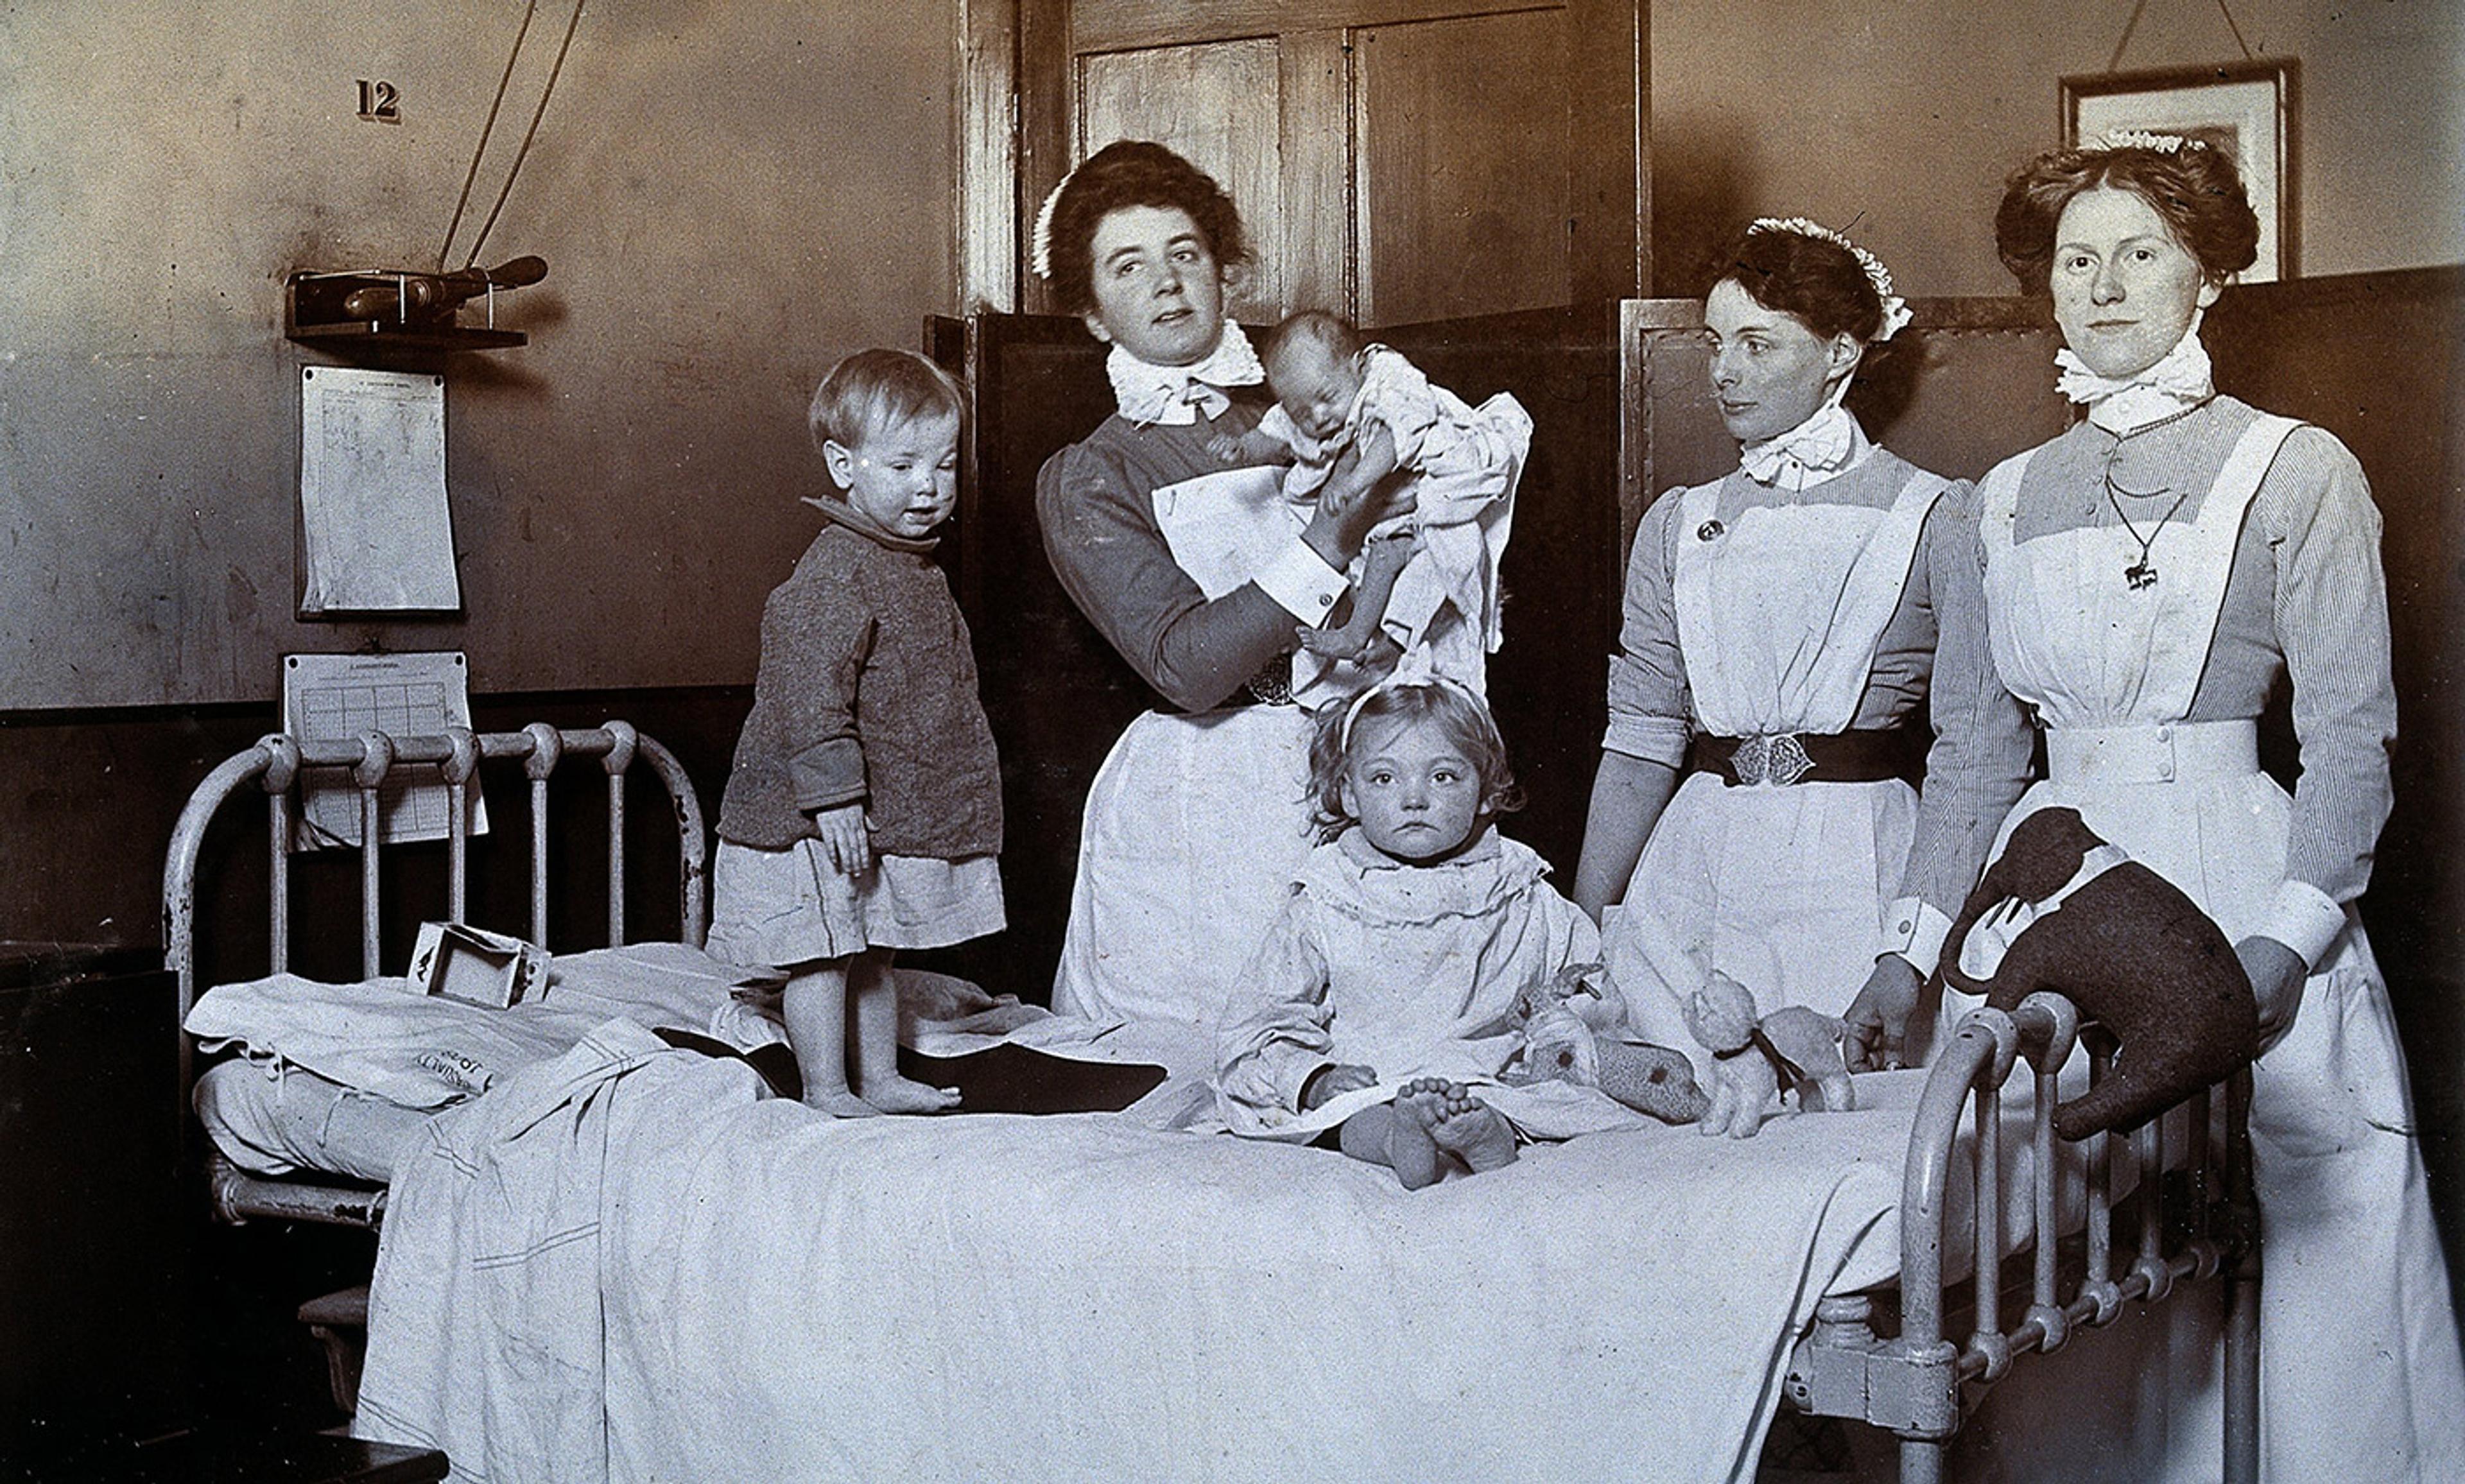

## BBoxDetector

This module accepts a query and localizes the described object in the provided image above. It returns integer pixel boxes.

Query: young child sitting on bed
[1215,674,1603,1187]
[707,349,1005,1117]
[1206,312,1528,705]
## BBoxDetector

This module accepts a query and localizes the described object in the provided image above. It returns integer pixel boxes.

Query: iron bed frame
[161,723,2258,1482]
[163,721,707,1229]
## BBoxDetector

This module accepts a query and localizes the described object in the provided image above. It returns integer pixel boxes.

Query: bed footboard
[1782,992,2259,1484]
[164,721,709,1229]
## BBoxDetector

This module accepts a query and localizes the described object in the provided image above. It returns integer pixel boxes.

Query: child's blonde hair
[1306,680,1523,843]
[809,348,965,453]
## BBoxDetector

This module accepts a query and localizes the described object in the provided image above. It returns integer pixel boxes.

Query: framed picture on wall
[2061,58,2299,280]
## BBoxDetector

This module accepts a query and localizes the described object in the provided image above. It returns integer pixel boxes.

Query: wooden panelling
[1277,29,1354,315]
[958,0,1021,313]
[1017,0,1077,315]
[1021,0,1643,324]
[1354,9,1570,327]
[1080,37,1288,324]
[1565,0,1648,300]
[1072,0,1552,51]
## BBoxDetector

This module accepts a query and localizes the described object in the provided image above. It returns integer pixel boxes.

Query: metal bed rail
[162,721,709,1228]
[1783,991,2259,1484]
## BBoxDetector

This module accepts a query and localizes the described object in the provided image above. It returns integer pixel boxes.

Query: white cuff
[2262,879,2348,972]
[1602,714,1692,771]
[1252,537,1349,626]
[1879,897,1954,978]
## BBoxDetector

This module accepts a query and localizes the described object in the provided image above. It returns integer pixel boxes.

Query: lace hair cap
[1028,162,1077,282]
[2091,129,2209,156]
[1745,217,1912,342]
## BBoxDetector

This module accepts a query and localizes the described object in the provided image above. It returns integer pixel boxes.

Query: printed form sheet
[281,650,487,849]
[298,365,462,615]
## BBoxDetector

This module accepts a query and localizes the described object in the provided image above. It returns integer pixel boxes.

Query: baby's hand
[1206,432,1243,465]
[811,802,873,877]
[1303,1062,1378,1109]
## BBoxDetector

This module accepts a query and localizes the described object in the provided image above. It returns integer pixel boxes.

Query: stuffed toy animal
[1939,807,2257,1141]
[1681,972,1856,1139]
[1500,962,1709,1125]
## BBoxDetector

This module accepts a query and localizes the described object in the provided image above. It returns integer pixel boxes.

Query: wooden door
[1007,0,1648,325]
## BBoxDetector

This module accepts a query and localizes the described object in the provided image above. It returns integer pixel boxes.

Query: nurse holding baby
[1032,142,1453,1028]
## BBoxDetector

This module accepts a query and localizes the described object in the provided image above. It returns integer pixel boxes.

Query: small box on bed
[406,923,548,1008]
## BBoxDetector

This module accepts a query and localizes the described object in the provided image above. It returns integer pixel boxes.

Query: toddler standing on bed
[709,349,1004,1116]
[1215,676,1623,1187]
[1209,312,1529,706]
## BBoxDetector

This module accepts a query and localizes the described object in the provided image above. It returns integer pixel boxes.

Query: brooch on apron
[1697,519,1725,542]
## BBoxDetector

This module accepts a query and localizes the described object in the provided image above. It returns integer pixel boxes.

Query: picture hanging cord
[437,0,540,272]
[438,0,586,273]
[2106,0,2258,75]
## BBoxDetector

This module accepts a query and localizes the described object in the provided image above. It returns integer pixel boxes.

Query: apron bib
[1054,464,1319,1028]
[1605,467,1946,1073]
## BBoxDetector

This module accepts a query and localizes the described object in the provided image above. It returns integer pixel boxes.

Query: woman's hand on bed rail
[1844,956,1923,1072]
[812,802,873,877]
[2236,935,2306,1057]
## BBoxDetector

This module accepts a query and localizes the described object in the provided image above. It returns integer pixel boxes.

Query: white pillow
[186,942,777,1110]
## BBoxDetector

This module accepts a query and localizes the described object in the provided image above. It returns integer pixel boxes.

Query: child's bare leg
[1340,1069,1469,1183]
[1423,1080,1518,1173]
[850,949,960,1114]
[783,962,877,1117]
[1299,531,1415,661]
[1339,1094,1444,1191]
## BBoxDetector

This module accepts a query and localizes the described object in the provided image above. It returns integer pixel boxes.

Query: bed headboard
[162,721,708,1094]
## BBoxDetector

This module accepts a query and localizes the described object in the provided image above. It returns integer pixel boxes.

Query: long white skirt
[1600,770,1916,1080]
[1959,773,2465,1483]
[1052,706,1317,1030]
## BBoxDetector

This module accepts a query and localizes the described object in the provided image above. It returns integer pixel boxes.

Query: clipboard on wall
[297,365,463,616]
[281,650,490,851]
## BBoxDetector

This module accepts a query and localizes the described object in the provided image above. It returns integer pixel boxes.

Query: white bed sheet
[349,1017,2099,1484]
[185,944,1074,1178]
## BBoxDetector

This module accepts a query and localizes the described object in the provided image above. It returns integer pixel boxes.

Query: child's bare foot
[1423,1080,1518,1174]
[803,1086,881,1119]
[1387,1078,1459,1189]
[858,1073,961,1114]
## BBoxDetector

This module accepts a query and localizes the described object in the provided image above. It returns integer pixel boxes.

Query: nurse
[1572,218,2032,1073]
[1911,133,2462,1480]
[1032,141,1430,1027]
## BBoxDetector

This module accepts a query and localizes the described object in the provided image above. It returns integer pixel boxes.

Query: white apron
[1052,464,1319,1030]
[1976,415,2465,1482]
[1602,468,1947,1078]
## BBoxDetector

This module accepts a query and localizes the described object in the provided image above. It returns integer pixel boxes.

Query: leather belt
[1688,726,1924,788]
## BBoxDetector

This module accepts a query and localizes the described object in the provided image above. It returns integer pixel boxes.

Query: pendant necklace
[2098,395,2212,591]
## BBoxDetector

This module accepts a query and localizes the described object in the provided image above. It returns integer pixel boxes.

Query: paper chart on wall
[281,650,489,851]
[298,365,462,614]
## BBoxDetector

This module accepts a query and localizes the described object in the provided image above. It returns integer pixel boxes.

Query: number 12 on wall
[357,79,400,123]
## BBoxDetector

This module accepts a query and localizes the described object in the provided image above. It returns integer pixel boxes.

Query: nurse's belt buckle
[1733,732,1814,786]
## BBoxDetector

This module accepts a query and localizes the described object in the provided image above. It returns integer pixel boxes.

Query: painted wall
[1653,0,2465,295]
[1,0,957,710]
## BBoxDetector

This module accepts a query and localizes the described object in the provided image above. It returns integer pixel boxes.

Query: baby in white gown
[1210,312,1528,703]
